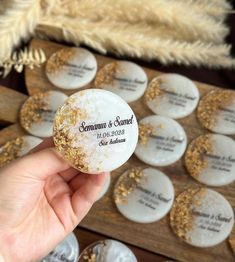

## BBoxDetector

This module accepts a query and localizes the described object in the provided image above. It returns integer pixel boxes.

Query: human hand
[0,138,108,262]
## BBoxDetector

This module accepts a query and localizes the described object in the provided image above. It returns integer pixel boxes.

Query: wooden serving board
[0,124,27,145]
[24,38,235,262]
[0,86,27,124]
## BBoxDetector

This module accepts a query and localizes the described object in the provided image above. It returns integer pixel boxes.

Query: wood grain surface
[0,86,27,124]
[0,124,27,146]
[21,38,235,262]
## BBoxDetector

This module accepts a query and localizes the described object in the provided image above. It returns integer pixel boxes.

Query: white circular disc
[0,136,42,167]
[46,47,97,90]
[212,99,235,135]
[185,189,234,247]
[53,89,138,174]
[97,173,111,200]
[186,134,235,186]
[114,168,174,223]
[135,115,187,166]
[146,74,199,119]
[18,136,42,156]
[41,232,79,262]
[20,91,68,138]
[95,61,148,103]
[197,90,235,135]
[78,239,137,262]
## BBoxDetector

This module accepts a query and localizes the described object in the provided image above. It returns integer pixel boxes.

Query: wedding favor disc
[94,61,148,103]
[41,233,79,262]
[20,91,68,138]
[197,89,235,135]
[97,173,111,200]
[114,167,174,223]
[170,188,234,247]
[78,239,137,262]
[46,47,97,90]
[135,115,187,166]
[53,89,138,174]
[145,74,199,119]
[0,136,42,167]
[185,134,235,186]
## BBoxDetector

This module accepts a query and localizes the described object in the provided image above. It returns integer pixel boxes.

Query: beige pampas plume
[40,0,60,15]
[55,0,229,44]
[178,0,232,22]
[0,0,234,71]
[198,0,232,9]
[39,16,221,45]
[40,16,234,68]
[0,0,41,63]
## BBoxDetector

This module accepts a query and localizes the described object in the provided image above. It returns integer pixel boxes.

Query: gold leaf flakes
[0,137,24,167]
[46,48,75,74]
[197,89,235,130]
[185,134,213,179]
[20,92,49,131]
[114,167,144,204]
[170,188,206,241]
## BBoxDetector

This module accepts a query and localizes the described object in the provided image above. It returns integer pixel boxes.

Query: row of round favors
[11,86,235,187]
[113,167,234,249]
[45,47,235,133]
[45,47,200,118]
[2,87,235,186]
[136,115,235,187]
[17,47,235,140]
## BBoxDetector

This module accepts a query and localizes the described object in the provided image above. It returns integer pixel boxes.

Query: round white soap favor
[46,47,97,90]
[97,173,111,201]
[78,239,137,262]
[41,232,79,262]
[114,167,174,223]
[53,89,138,174]
[135,115,187,166]
[197,89,235,135]
[20,91,68,138]
[95,61,148,103]
[0,136,42,167]
[145,73,199,119]
[170,188,234,248]
[185,134,235,186]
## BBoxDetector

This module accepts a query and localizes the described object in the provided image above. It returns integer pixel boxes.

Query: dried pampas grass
[179,0,232,21]
[0,0,234,74]
[0,0,41,63]
[48,0,229,44]
[1,48,46,77]
[40,17,234,68]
